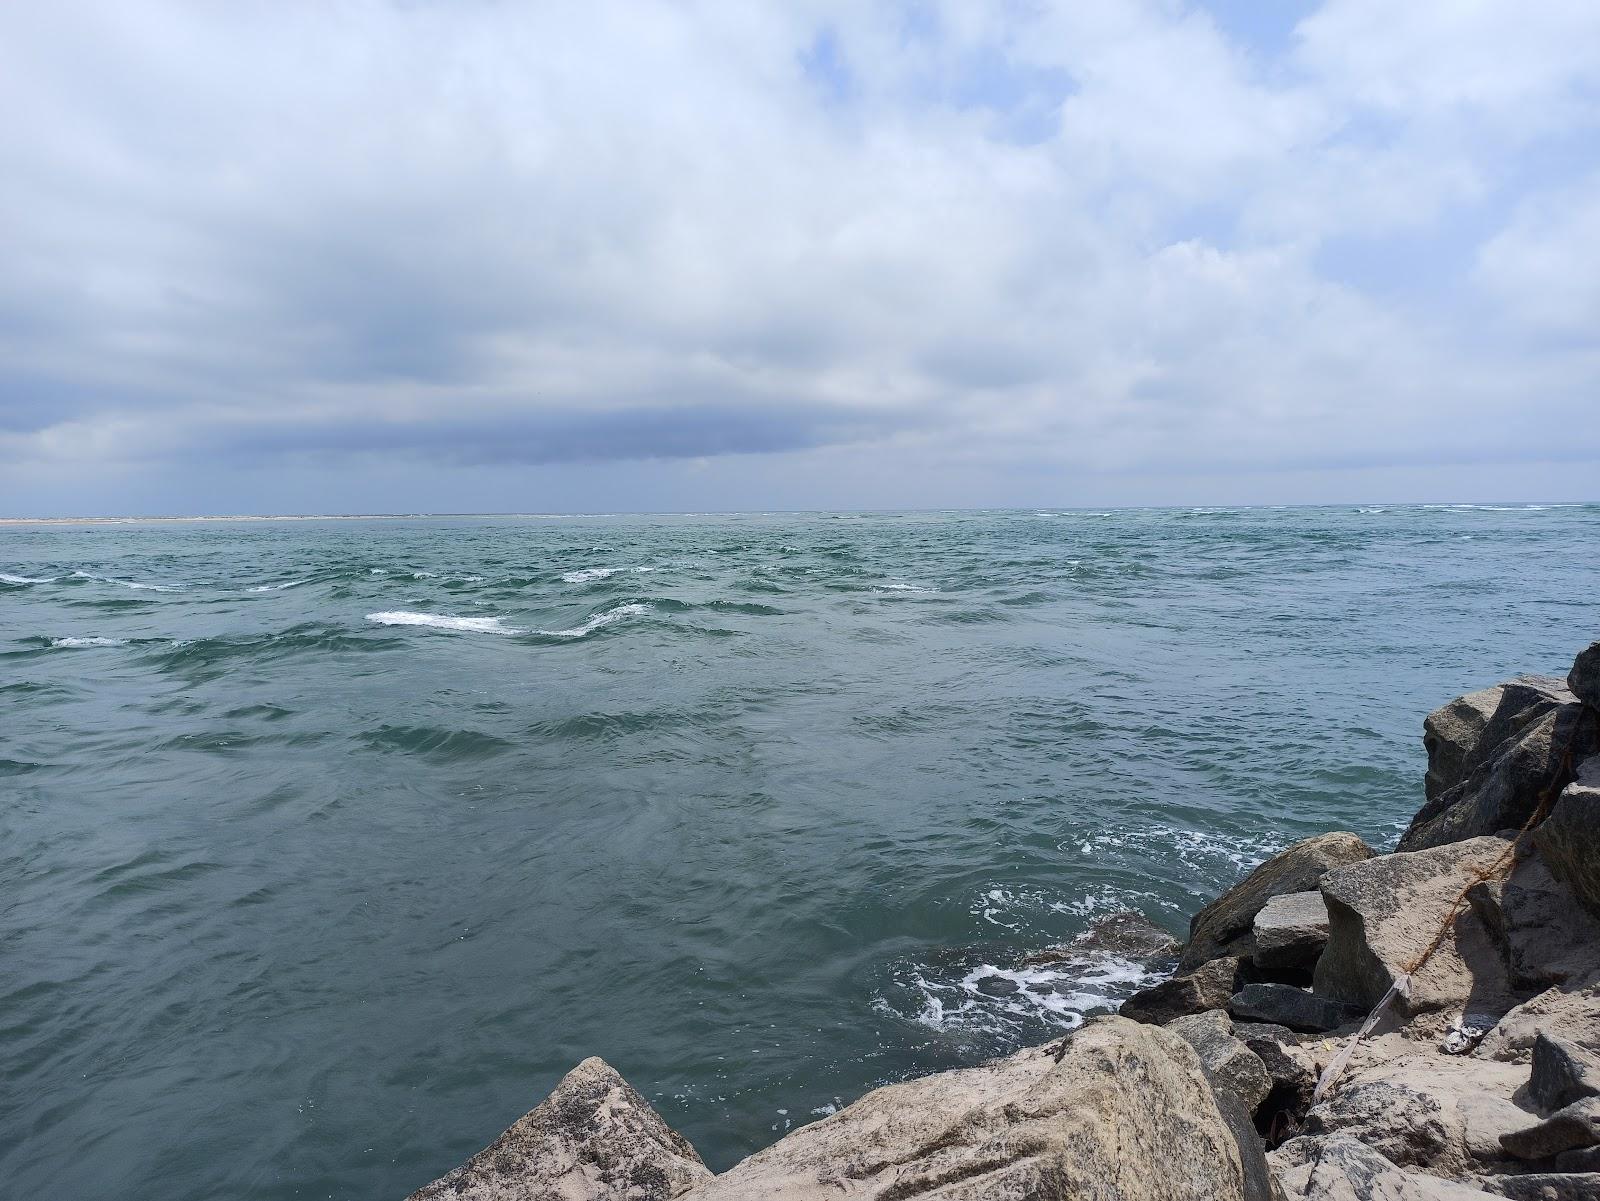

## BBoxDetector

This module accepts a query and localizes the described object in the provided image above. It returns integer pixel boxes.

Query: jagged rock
[1020,909,1179,967]
[1535,755,1600,919]
[1270,1134,1500,1199]
[1236,1025,1318,1135]
[1530,1034,1600,1114]
[1301,1038,1531,1178]
[1473,1173,1600,1201]
[1426,685,1516,803]
[683,1016,1246,1201]
[1570,642,1600,709]
[405,1057,710,1201]
[1254,891,1333,981]
[1401,688,1598,852]
[1168,1009,1272,1113]
[1120,954,1243,1025]
[1500,1097,1600,1161]
[1231,983,1362,1033]
[1314,836,1518,1018]
[1475,984,1600,1063]
[1180,834,1375,973]
[1466,850,1600,991]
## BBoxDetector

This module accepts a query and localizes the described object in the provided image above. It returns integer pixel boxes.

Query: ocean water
[3,505,1597,1199]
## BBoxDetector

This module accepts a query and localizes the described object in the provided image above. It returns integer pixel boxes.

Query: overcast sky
[1,1,1597,515]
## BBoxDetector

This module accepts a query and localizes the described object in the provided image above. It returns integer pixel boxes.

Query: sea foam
[532,603,649,638]
[50,636,129,648]
[1,573,56,584]
[366,611,520,635]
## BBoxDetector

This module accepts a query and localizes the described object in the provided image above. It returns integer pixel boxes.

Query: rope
[1311,702,1595,1106]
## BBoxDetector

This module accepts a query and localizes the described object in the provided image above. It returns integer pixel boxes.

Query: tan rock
[1271,1134,1500,1199]
[405,1057,710,1201]
[1475,984,1600,1063]
[1535,754,1600,920]
[684,1016,1246,1201]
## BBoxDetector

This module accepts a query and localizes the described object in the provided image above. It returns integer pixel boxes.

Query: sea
[3,504,1597,1199]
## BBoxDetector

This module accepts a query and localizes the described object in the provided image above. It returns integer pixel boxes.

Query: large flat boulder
[405,1057,711,1201]
[1314,836,1518,1019]
[683,1016,1246,1201]
[1180,834,1375,973]
[1231,983,1361,1033]
[1534,755,1600,919]
[1253,891,1333,981]
[1120,955,1243,1025]
[1270,1134,1500,1199]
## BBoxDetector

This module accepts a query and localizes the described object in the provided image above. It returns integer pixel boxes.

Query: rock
[1231,983,1362,1033]
[1554,1145,1600,1170]
[1481,1174,1600,1201]
[1530,1034,1600,1114]
[1466,850,1600,991]
[1254,891,1333,982]
[1500,1097,1600,1161]
[1020,909,1179,967]
[1180,834,1375,973]
[1570,642,1600,709]
[1270,1134,1500,1199]
[1236,1026,1318,1137]
[683,1016,1246,1201]
[405,1057,711,1201]
[1120,954,1243,1025]
[1426,684,1516,803]
[1475,984,1600,1063]
[1535,755,1600,919]
[1301,1037,1531,1178]
[1168,1009,1273,1113]
[1213,1090,1285,1201]
[1314,836,1518,1019]
[1402,690,1598,852]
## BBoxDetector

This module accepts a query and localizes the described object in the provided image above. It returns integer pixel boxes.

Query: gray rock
[1120,954,1243,1025]
[1181,833,1375,973]
[1535,755,1600,919]
[1478,1173,1600,1201]
[1570,641,1600,709]
[405,1056,711,1201]
[683,1016,1247,1201]
[1402,690,1598,852]
[1020,909,1179,967]
[1239,1029,1318,1133]
[1168,1009,1273,1113]
[1213,1090,1285,1201]
[1270,1134,1500,1199]
[1466,850,1600,991]
[1231,983,1362,1033]
[1254,890,1333,981]
[1530,1033,1600,1114]
[1426,684,1515,803]
[1554,1146,1600,1171]
[1500,1097,1600,1161]
[1475,984,1600,1063]
[1314,836,1518,1018]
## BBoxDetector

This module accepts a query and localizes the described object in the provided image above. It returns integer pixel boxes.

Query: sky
[1,1,1597,516]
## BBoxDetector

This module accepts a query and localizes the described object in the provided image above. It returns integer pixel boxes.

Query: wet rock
[1535,755,1600,919]
[1180,834,1375,973]
[1499,1097,1600,1161]
[973,974,1021,997]
[1231,983,1362,1034]
[1466,850,1600,991]
[1314,836,1518,1018]
[1270,1134,1499,1199]
[1168,1009,1272,1113]
[1480,1173,1600,1200]
[683,1016,1246,1201]
[1530,1034,1600,1114]
[1570,642,1600,709]
[1019,909,1179,969]
[1475,984,1600,1063]
[1253,891,1332,981]
[1120,954,1243,1025]
[405,1056,711,1201]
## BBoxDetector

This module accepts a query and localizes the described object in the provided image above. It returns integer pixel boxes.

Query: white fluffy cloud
[0,0,1596,511]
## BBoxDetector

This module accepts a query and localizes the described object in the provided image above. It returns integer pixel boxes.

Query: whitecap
[0,572,55,584]
[365,611,521,635]
[247,579,307,592]
[70,570,185,591]
[50,636,129,648]
[532,603,649,638]
[561,566,661,584]
[873,582,937,595]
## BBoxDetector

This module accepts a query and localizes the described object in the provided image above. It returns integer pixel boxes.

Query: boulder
[1231,984,1362,1034]
[1401,689,1597,852]
[1499,1097,1600,1161]
[1235,1025,1319,1136]
[1020,909,1179,967]
[1480,1173,1600,1201]
[405,1057,711,1201]
[1474,984,1600,1063]
[1569,641,1600,709]
[1534,755,1600,919]
[1167,1009,1272,1113]
[1120,955,1243,1025]
[1426,684,1515,803]
[1212,1091,1286,1201]
[1180,834,1375,973]
[1529,1033,1600,1114]
[1253,891,1333,981]
[1466,850,1600,991]
[683,1016,1246,1201]
[1314,836,1518,1019]
[1270,1134,1500,1199]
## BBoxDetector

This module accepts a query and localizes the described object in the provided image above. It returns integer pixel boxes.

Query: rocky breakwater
[402,640,1600,1201]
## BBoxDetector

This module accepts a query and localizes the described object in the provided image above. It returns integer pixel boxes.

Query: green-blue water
[3,505,1597,1199]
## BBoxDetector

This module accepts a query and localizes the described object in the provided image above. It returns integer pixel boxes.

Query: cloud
[0,0,1597,511]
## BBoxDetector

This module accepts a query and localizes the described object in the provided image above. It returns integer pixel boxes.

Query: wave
[50,636,129,648]
[0,572,56,584]
[366,611,520,635]
[246,579,308,592]
[69,570,187,592]
[532,603,649,638]
[561,566,660,584]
